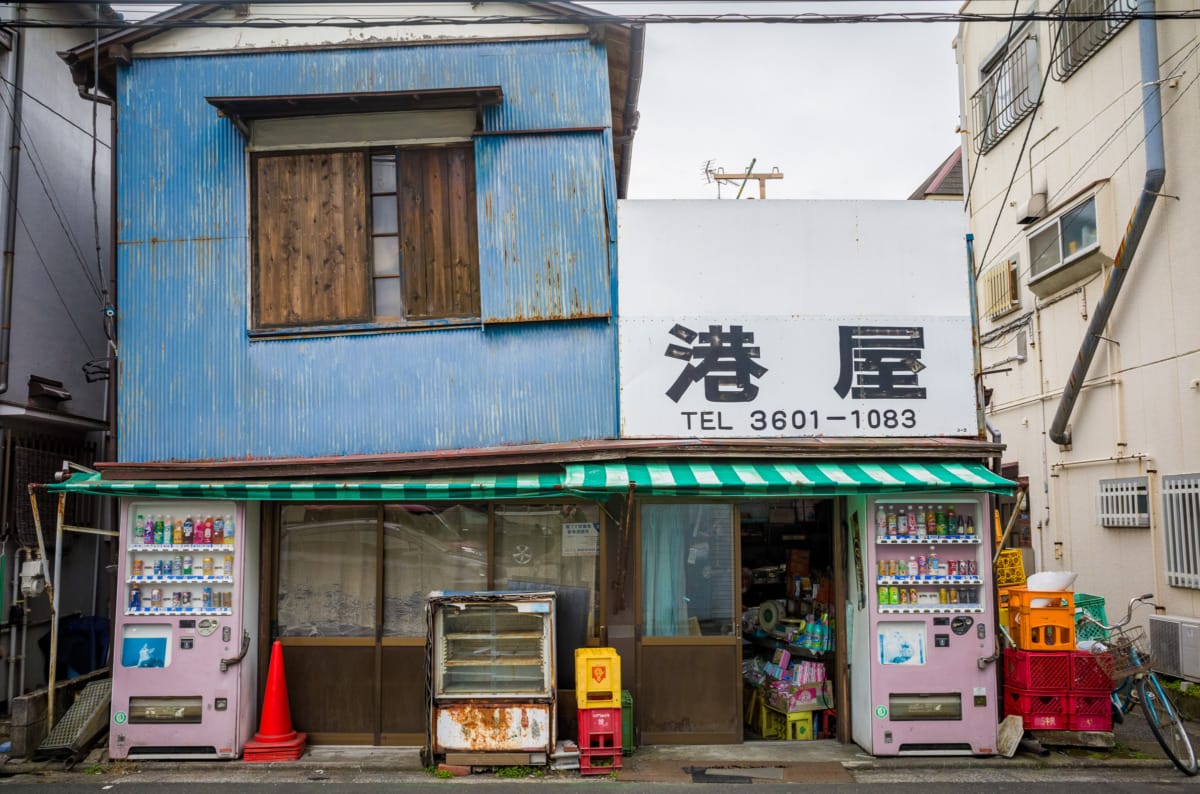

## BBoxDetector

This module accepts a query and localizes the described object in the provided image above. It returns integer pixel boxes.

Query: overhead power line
[15,9,1200,29]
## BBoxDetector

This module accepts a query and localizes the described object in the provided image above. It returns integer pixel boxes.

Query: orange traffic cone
[243,640,307,762]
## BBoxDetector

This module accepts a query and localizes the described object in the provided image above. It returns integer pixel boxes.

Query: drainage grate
[35,679,112,760]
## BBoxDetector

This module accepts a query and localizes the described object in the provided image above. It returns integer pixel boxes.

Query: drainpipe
[1049,0,1165,446]
[965,233,986,437]
[0,19,23,395]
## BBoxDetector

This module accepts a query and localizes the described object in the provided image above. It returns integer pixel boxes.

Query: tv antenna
[703,158,784,199]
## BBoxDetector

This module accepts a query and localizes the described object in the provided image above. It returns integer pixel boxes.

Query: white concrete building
[955,1,1200,628]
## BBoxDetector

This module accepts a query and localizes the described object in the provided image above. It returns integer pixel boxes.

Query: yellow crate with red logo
[576,648,622,709]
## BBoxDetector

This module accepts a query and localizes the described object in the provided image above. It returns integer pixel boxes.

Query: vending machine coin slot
[951,616,973,635]
[197,618,218,637]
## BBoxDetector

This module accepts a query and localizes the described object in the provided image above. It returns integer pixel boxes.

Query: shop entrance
[739,499,839,740]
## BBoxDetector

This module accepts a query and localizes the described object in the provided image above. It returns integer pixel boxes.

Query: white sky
[111,1,966,200]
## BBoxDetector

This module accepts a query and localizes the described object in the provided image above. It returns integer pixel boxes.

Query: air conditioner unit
[1148,614,1200,682]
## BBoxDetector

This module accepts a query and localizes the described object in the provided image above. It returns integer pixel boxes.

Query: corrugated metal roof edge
[100,437,1004,481]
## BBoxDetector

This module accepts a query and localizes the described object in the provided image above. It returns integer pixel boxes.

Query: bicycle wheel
[1138,676,1199,776]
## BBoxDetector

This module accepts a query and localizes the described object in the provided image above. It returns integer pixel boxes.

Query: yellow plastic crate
[576,647,621,709]
[764,706,814,741]
[995,549,1026,587]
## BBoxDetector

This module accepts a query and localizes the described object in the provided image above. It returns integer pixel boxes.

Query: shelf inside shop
[124,607,233,616]
[127,575,233,584]
[130,544,235,552]
[877,605,984,615]
[877,576,983,586]
[746,632,832,661]
[875,536,981,545]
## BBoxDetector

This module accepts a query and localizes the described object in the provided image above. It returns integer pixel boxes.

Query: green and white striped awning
[46,460,1013,502]
[46,471,568,501]
[562,461,1015,497]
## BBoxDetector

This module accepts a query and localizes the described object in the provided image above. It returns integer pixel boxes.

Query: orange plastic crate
[1006,586,1076,651]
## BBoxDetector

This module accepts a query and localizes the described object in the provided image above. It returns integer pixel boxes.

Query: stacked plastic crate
[998,551,1112,733]
[575,648,623,775]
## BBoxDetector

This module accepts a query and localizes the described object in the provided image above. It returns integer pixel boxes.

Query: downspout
[1048,0,1165,445]
[0,20,23,394]
[965,233,986,437]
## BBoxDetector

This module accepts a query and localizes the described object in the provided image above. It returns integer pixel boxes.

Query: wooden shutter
[398,145,479,320]
[253,151,371,327]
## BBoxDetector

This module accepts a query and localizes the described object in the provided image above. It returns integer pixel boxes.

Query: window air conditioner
[1148,614,1200,683]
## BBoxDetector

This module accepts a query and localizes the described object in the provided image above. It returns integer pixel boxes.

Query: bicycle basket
[1090,625,1152,682]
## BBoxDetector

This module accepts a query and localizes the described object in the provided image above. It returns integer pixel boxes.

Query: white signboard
[562,522,600,557]
[617,201,977,438]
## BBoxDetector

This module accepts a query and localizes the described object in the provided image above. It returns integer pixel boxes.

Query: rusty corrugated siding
[116,38,617,463]
[477,132,612,322]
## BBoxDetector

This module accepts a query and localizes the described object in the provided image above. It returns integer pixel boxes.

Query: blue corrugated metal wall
[117,38,618,462]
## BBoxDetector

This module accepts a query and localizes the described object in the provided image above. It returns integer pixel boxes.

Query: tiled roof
[908,148,963,200]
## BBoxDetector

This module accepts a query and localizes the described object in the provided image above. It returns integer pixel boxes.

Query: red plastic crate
[577,707,622,750]
[579,748,623,775]
[1070,651,1113,694]
[1003,648,1071,692]
[1068,693,1113,732]
[1004,686,1069,731]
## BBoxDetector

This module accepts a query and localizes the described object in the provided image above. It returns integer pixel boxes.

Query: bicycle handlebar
[1080,592,1156,633]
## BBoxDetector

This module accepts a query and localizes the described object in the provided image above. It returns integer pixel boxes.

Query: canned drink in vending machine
[223,591,233,609]
[153,558,164,576]
[129,583,141,610]
[948,560,957,576]
[888,586,899,604]
[172,591,181,608]
[175,555,184,575]
[202,587,212,608]
[202,557,214,576]
[132,559,143,577]
[150,588,163,607]
[183,556,193,575]
[224,555,234,577]
[181,591,192,607]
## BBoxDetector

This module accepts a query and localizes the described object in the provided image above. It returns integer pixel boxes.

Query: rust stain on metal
[446,704,526,750]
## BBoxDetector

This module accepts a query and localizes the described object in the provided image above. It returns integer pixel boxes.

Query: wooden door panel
[638,642,741,744]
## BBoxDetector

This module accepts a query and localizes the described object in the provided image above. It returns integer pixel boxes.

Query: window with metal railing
[1163,474,1200,589]
[971,32,1040,154]
[1097,476,1150,528]
[1051,0,1137,81]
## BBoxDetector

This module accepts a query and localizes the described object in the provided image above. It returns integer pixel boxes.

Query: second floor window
[971,29,1040,154]
[252,145,479,330]
[1051,0,1137,81]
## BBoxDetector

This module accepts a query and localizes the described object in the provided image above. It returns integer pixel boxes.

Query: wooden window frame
[250,142,480,338]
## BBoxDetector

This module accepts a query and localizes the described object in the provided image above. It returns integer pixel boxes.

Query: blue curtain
[642,504,700,637]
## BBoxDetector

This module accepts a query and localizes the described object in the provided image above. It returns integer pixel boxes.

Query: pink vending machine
[857,493,998,755]
[110,500,259,759]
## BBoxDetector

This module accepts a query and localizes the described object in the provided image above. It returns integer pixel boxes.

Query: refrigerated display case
[110,501,259,759]
[428,591,556,765]
[853,494,999,756]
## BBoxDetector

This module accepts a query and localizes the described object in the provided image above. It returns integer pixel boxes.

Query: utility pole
[704,158,785,199]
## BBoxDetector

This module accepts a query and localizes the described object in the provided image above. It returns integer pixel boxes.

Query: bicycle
[1079,593,1198,776]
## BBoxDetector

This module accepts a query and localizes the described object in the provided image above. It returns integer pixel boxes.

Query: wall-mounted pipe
[965,232,986,437]
[1049,0,1165,446]
[0,18,23,395]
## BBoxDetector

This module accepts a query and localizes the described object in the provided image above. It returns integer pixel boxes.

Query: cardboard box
[787,549,811,577]
[765,680,833,713]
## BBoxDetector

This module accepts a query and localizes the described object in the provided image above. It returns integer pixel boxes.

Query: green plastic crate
[621,689,634,756]
[1074,593,1108,641]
